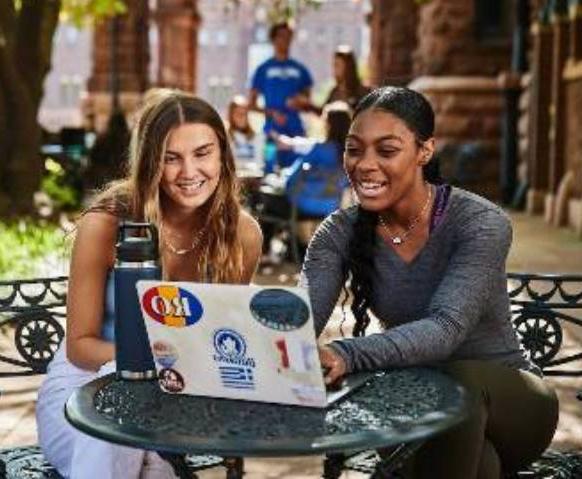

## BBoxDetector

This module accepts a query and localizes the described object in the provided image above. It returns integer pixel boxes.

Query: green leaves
[0,219,69,280]
[225,0,323,22]
[61,0,126,26]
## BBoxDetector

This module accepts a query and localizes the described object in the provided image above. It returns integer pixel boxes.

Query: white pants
[36,344,177,479]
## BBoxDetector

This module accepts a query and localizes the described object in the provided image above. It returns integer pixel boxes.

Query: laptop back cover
[137,281,328,408]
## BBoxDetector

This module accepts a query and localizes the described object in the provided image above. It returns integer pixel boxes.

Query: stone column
[413,0,510,76]
[409,0,512,201]
[86,0,149,132]
[526,5,553,214]
[569,0,582,61]
[546,0,570,224]
[560,1,582,235]
[410,76,505,200]
[154,0,200,92]
[368,0,418,86]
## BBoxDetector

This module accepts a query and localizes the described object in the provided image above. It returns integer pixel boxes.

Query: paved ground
[0,211,581,478]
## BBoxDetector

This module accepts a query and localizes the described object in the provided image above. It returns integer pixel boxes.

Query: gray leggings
[404,360,559,479]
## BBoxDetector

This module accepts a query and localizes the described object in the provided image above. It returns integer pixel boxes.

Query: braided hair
[347,86,439,337]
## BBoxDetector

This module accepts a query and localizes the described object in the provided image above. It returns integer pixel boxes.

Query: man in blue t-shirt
[249,22,313,168]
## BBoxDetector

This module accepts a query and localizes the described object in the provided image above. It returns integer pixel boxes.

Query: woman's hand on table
[319,345,347,385]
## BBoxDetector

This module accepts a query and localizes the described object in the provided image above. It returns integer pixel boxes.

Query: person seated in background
[258,102,351,262]
[302,86,558,479]
[85,111,130,191]
[276,101,351,218]
[226,94,263,173]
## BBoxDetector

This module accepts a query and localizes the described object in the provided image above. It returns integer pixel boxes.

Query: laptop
[136,281,374,408]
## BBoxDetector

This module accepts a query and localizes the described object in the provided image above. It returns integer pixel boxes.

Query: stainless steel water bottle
[114,222,160,380]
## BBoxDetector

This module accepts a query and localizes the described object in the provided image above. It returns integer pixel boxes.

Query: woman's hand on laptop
[319,346,347,385]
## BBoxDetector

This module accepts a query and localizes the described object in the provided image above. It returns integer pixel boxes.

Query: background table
[65,367,468,478]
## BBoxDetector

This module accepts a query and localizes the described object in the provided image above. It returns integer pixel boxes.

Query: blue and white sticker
[213,329,256,390]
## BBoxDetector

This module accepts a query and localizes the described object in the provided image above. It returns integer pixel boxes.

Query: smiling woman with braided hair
[301,86,558,479]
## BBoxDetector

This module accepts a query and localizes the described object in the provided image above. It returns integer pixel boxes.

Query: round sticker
[213,329,247,359]
[152,340,178,369]
[158,368,185,393]
[249,289,310,331]
[141,285,203,327]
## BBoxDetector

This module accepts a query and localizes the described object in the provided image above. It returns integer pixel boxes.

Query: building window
[64,25,79,46]
[216,29,228,46]
[474,0,510,41]
[254,25,268,44]
[297,28,309,44]
[199,29,210,46]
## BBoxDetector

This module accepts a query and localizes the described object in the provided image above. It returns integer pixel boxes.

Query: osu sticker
[141,285,203,327]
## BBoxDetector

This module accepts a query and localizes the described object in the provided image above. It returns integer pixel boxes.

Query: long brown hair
[90,89,244,283]
[227,95,254,141]
[335,46,364,99]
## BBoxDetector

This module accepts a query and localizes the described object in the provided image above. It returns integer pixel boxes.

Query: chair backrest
[507,272,582,376]
[287,165,347,217]
[0,277,68,376]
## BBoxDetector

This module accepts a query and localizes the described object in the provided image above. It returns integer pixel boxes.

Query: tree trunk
[0,0,60,216]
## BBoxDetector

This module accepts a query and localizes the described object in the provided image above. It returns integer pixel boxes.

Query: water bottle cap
[116,222,159,262]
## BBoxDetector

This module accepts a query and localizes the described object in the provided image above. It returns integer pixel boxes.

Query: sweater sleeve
[299,210,353,336]
[329,209,513,373]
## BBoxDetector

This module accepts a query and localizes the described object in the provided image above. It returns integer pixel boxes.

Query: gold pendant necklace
[162,224,205,256]
[378,184,433,246]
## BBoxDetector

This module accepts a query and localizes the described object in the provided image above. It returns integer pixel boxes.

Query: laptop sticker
[152,340,178,369]
[274,338,318,373]
[141,284,203,327]
[158,368,185,393]
[213,329,256,390]
[249,288,310,331]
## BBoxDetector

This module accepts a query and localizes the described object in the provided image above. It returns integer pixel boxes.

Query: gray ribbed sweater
[301,188,537,375]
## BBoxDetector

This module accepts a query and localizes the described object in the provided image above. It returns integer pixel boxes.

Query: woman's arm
[300,210,352,336]
[328,209,513,373]
[66,212,117,370]
[238,210,263,283]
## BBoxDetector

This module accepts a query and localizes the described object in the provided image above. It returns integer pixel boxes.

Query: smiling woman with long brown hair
[302,86,558,479]
[35,89,262,478]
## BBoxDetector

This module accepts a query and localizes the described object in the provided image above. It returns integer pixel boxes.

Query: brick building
[367,0,514,201]
[43,0,582,237]
[521,0,582,235]
[78,0,368,126]
[366,0,581,236]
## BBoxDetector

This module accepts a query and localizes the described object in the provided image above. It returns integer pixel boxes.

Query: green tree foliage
[227,0,429,22]
[0,0,123,217]
[226,0,324,22]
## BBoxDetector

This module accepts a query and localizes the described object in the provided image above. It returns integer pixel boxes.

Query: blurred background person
[248,22,313,170]
[226,95,264,172]
[323,45,370,110]
[259,101,351,263]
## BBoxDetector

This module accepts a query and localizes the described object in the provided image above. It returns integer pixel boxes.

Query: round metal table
[65,367,468,478]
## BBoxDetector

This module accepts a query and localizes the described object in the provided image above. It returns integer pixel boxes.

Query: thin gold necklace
[378,184,433,246]
[162,224,205,256]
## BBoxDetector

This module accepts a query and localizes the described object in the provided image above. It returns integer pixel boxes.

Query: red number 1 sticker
[275,339,290,368]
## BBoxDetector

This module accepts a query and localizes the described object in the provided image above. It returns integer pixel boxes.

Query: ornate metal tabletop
[65,367,467,458]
